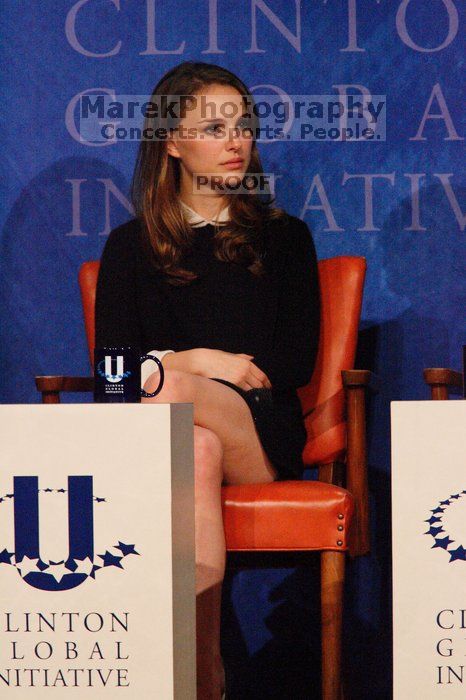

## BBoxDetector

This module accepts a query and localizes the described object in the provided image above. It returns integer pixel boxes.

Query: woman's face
[167,83,254,195]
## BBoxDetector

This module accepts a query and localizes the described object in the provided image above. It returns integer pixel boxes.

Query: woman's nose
[226,125,242,145]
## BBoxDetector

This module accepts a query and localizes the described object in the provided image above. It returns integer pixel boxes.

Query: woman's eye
[237,120,254,137]
[203,121,252,137]
[205,123,224,134]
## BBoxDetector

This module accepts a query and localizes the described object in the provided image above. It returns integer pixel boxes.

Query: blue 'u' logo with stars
[0,476,140,591]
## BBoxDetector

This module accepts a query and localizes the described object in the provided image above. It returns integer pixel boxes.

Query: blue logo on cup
[96,355,132,383]
[0,476,140,591]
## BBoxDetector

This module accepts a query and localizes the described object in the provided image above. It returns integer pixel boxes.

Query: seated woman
[95,60,320,700]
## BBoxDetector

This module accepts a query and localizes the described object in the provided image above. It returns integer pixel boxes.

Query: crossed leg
[142,369,277,699]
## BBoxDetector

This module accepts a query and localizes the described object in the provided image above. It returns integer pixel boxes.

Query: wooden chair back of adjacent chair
[79,256,366,468]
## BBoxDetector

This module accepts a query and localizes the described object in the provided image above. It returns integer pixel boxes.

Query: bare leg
[193,426,225,698]
[143,370,277,698]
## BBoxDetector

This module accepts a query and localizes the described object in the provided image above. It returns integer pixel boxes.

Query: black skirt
[209,377,306,481]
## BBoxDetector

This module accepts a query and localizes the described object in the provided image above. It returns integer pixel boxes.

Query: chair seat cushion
[222,481,354,552]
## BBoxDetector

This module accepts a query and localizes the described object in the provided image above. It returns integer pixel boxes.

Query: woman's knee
[143,368,194,403]
[194,427,223,489]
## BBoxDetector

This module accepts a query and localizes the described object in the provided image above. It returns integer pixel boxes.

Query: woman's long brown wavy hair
[130,61,287,285]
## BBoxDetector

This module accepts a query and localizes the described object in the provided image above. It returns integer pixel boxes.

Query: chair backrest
[80,256,366,466]
[298,256,366,465]
[78,261,100,368]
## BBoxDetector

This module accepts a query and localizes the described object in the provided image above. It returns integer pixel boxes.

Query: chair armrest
[423,368,463,400]
[35,376,94,403]
[342,369,379,392]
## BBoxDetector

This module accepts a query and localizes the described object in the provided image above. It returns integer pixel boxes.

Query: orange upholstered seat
[223,481,353,552]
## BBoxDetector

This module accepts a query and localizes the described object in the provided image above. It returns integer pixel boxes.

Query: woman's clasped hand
[145,348,272,392]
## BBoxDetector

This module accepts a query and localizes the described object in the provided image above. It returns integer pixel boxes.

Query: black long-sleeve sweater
[95,213,320,396]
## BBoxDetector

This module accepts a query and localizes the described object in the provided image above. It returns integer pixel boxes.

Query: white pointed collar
[180,199,230,227]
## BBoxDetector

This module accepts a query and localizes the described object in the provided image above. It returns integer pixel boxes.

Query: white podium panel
[392,401,466,698]
[0,404,195,698]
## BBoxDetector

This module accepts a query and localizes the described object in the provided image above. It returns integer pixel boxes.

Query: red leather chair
[36,256,372,700]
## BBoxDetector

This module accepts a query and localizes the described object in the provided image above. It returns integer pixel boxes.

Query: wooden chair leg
[321,550,345,700]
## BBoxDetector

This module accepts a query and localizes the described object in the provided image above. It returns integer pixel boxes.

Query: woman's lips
[222,159,244,170]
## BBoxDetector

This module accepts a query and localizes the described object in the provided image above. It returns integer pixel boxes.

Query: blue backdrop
[1,1,464,697]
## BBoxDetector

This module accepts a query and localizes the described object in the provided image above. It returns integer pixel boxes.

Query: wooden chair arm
[423,368,463,400]
[342,369,379,392]
[341,370,375,558]
[35,376,94,403]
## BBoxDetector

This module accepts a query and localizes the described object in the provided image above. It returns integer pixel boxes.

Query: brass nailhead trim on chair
[337,525,344,531]
[338,513,344,519]
[337,540,343,546]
